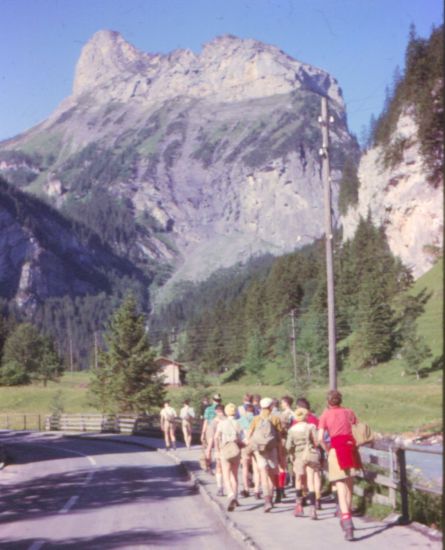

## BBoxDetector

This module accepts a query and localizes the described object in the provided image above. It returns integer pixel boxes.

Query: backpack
[251,417,278,452]
[352,421,374,446]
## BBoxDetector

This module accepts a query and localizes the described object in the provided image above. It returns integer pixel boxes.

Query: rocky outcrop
[341,108,443,278]
[0,180,150,310]
[72,31,344,105]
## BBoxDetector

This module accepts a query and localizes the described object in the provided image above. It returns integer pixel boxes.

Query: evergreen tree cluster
[151,215,430,383]
[371,24,443,184]
[338,156,360,216]
[0,315,64,386]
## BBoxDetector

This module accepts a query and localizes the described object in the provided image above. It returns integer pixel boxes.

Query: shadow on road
[352,520,399,542]
[1,432,158,465]
[0,526,218,549]
[0,461,194,526]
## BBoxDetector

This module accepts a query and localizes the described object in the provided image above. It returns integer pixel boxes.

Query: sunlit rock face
[1,30,357,291]
[341,108,443,278]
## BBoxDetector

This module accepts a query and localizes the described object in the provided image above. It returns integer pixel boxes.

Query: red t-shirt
[318,406,357,438]
[306,412,319,428]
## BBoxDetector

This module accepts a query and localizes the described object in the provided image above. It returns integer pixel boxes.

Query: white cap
[260,397,273,409]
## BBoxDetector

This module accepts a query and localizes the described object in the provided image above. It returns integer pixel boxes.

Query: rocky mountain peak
[72,30,344,106]
[73,29,154,96]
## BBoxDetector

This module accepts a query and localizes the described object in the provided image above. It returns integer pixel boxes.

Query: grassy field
[410,258,443,357]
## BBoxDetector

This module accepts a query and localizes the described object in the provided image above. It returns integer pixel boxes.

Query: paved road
[0,432,241,549]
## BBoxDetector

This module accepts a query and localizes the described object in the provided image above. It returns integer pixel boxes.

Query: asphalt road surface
[0,432,241,549]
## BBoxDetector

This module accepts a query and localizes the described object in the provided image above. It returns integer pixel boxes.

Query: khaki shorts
[293,454,322,477]
[182,419,192,432]
[328,448,361,482]
[220,454,241,467]
[253,447,278,470]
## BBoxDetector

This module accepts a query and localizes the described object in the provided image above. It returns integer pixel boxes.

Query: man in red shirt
[318,390,361,542]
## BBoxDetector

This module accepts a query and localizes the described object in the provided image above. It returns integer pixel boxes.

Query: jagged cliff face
[0,30,356,293]
[341,107,443,278]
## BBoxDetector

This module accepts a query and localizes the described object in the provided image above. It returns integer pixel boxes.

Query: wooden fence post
[396,447,410,523]
[388,446,397,508]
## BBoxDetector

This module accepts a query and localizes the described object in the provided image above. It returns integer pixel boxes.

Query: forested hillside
[151,214,442,389]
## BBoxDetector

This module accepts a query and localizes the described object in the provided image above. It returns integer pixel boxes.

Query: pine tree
[350,273,395,367]
[338,157,360,215]
[244,330,267,383]
[89,295,165,413]
[395,292,432,379]
[0,323,64,386]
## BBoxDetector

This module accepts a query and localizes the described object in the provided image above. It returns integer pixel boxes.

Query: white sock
[216,473,223,488]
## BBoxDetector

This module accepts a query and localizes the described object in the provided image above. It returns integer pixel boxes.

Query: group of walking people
[160,389,362,541]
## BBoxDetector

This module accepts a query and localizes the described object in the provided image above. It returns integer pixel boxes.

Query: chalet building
[155,357,186,387]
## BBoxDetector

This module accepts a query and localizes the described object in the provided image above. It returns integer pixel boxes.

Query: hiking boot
[342,518,354,541]
[240,489,250,498]
[264,496,273,513]
[216,487,224,497]
[293,499,304,517]
[309,505,318,520]
[227,497,236,512]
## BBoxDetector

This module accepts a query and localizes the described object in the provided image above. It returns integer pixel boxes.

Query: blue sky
[0,0,442,141]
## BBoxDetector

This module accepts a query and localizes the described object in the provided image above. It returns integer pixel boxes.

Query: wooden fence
[355,443,442,522]
[0,413,43,431]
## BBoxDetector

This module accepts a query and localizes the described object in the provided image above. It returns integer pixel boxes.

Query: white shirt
[160,405,177,422]
[180,405,195,421]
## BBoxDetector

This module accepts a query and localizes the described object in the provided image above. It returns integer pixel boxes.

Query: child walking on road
[286,407,321,519]
[160,401,177,451]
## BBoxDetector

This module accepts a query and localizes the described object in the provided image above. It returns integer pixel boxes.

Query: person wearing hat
[296,396,323,510]
[246,397,283,512]
[215,403,242,511]
[318,390,362,541]
[200,393,222,471]
[286,407,321,519]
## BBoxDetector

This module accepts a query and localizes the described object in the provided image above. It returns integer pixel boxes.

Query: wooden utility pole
[67,317,74,373]
[94,331,99,370]
[319,96,337,390]
[289,309,298,388]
